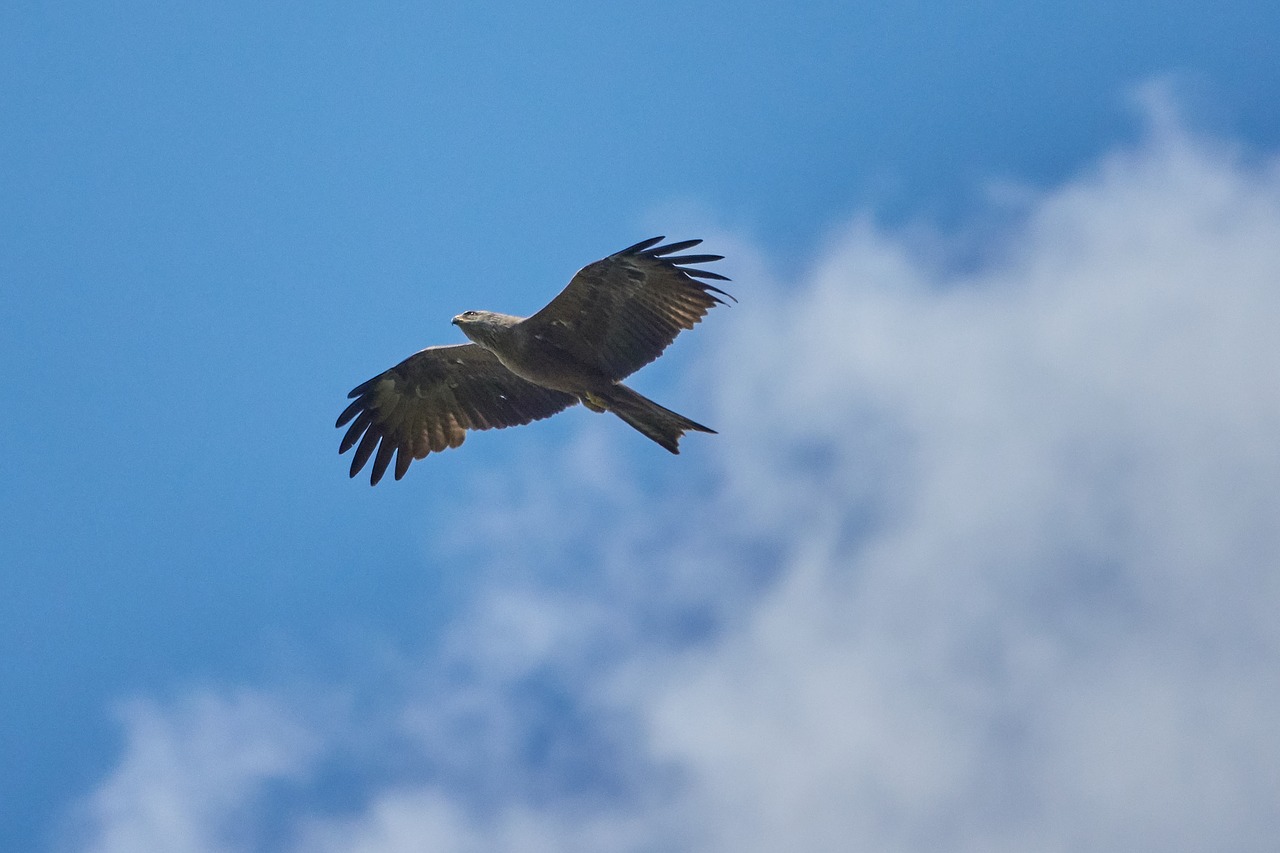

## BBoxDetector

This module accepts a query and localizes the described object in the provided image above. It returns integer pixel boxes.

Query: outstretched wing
[520,237,733,382]
[336,343,577,485]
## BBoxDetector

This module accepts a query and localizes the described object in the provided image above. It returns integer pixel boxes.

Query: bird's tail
[590,383,716,454]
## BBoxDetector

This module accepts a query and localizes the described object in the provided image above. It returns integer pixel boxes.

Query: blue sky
[4,2,1280,851]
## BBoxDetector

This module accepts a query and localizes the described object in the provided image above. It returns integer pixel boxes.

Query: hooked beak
[451,315,462,326]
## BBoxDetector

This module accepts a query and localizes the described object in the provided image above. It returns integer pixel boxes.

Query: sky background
[3,2,1280,851]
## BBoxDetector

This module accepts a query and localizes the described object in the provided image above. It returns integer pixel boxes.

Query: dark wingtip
[370,440,395,485]
[648,238,702,257]
[394,446,412,480]
[646,239,735,301]
[683,268,732,283]
[336,398,363,429]
[619,236,665,255]
[667,253,722,264]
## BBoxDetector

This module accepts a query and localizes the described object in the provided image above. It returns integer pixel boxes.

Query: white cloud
[58,691,319,853]
[649,106,1280,853]
[63,94,1280,852]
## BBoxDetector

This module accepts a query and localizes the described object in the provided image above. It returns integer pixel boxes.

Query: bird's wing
[335,343,578,485]
[520,237,733,381]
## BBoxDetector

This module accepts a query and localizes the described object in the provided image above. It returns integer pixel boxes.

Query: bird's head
[452,310,520,348]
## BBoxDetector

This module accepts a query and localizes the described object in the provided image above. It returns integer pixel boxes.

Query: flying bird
[336,237,733,484]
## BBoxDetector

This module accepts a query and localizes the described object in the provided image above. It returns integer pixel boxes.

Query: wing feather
[648,238,703,256]
[617,235,666,254]
[520,237,733,381]
[371,436,396,484]
[351,428,382,478]
[682,268,732,282]
[336,343,577,485]
[394,445,413,480]
[339,409,374,454]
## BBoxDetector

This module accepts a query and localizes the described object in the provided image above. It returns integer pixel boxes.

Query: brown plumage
[336,237,732,484]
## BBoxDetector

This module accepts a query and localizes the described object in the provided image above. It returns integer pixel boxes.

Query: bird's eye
[464,311,477,317]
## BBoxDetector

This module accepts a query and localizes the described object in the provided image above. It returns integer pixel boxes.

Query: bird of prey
[336,236,732,484]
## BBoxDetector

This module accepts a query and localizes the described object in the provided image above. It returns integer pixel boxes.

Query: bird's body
[337,237,732,484]
[453,311,606,394]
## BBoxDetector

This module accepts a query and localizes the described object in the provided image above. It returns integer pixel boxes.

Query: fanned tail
[593,384,716,453]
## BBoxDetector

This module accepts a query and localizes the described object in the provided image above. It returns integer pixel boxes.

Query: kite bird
[336,237,733,484]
